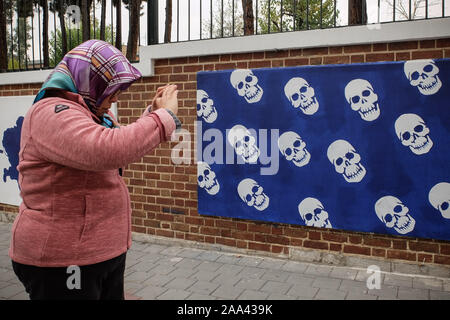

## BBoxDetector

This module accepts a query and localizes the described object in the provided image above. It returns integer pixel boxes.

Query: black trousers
[12,252,126,300]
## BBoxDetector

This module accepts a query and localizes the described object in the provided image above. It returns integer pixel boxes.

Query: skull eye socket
[201,97,208,103]
[384,213,393,223]
[414,125,424,133]
[314,208,322,214]
[345,152,354,160]
[198,175,204,182]
[304,213,313,221]
[351,96,360,104]
[285,148,292,156]
[402,132,411,141]
[244,136,250,142]
[293,140,301,148]
[441,202,449,211]
[335,157,343,166]
[203,169,210,176]
[393,205,403,213]
[291,93,299,101]
[197,104,201,110]
[235,141,242,148]
[245,75,253,82]
[362,90,371,97]
[251,185,259,193]
[245,194,252,202]
[423,64,433,73]
[411,71,420,81]
[238,82,244,89]
[300,86,308,93]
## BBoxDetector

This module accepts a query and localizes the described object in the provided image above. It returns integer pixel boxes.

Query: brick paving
[0,222,449,300]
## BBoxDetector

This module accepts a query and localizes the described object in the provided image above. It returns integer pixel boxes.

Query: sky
[15,0,450,62]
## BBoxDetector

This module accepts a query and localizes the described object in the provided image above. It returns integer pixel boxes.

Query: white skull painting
[428,182,450,219]
[227,124,260,163]
[404,59,442,95]
[284,77,319,115]
[197,90,218,123]
[344,79,380,121]
[237,178,269,211]
[230,69,263,103]
[375,196,416,235]
[394,113,433,155]
[197,162,220,195]
[278,131,311,167]
[298,197,332,228]
[327,140,366,183]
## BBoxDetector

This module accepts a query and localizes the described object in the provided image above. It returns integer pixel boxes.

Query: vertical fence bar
[393,0,396,22]
[31,5,35,69]
[93,1,96,38]
[38,3,42,70]
[24,16,28,70]
[111,0,114,44]
[293,0,296,30]
[221,0,224,38]
[148,0,158,44]
[334,0,336,27]
[256,0,258,34]
[320,0,323,29]
[443,0,445,17]
[10,4,14,71]
[268,0,271,33]
[177,0,179,41]
[200,0,202,39]
[425,0,429,18]
[188,0,190,40]
[53,9,57,66]
[306,0,309,29]
[17,7,22,70]
[409,0,411,20]
[232,0,235,37]
[210,0,212,38]
[280,0,283,32]
[77,0,80,44]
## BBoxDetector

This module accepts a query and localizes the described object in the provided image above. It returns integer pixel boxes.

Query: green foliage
[49,19,115,66]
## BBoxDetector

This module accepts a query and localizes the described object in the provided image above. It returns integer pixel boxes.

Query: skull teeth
[395,216,415,234]
[344,165,365,182]
[245,87,263,102]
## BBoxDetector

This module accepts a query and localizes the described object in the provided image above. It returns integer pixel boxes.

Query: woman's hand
[152,84,179,116]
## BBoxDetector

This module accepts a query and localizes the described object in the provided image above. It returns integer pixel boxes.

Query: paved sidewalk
[0,221,449,300]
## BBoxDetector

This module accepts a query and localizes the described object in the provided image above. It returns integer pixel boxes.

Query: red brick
[329,243,342,252]
[441,244,450,255]
[231,53,253,60]
[322,232,347,243]
[366,53,395,62]
[409,241,439,253]
[183,65,203,73]
[372,248,386,258]
[411,50,443,59]
[169,57,188,65]
[214,63,237,70]
[303,47,329,56]
[186,233,204,242]
[215,220,237,229]
[445,49,450,58]
[308,231,321,240]
[396,52,411,61]
[388,41,418,51]
[309,57,322,65]
[285,227,308,238]
[249,242,271,252]
[420,40,436,49]
[248,223,272,234]
[344,245,371,256]
[323,55,350,65]
[373,43,387,52]
[363,237,392,248]
[329,46,343,54]
[436,38,450,48]
[344,44,372,53]
[418,254,433,264]
[156,229,174,237]
[266,235,290,245]
[303,240,328,250]
[232,231,254,241]
[271,245,285,254]
[199,55,220,63]
[248,60,271,69]
[284,58,309,67]
[434,255,450,265]
[387,250,417,262]
[350,55,365,63]
[392,240,407,250]
[265,50,289,59]
[348,235,362,244]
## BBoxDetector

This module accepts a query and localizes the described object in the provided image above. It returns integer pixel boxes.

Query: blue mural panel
[196,58,450,241]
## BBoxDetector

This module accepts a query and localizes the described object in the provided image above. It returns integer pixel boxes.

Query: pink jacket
[9,92,175,267]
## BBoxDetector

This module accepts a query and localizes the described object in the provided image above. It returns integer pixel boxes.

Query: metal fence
[3,0,449,73]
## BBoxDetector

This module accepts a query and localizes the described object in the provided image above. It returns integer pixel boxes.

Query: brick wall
[1,38,450,266]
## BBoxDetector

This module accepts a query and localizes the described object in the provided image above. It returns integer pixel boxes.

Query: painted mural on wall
[196,59,450,241]
[0,96,35,206]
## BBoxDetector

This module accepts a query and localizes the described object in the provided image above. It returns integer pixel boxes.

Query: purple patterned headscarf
[35,40,142,114]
